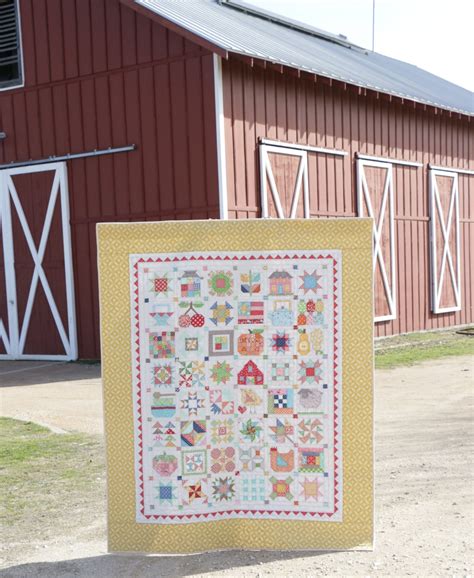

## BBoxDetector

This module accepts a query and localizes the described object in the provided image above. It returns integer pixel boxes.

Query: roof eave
[229,52,474,119]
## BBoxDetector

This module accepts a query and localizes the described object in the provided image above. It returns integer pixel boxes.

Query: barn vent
[0,0,22,88]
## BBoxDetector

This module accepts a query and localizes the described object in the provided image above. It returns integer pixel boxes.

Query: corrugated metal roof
[136,0,474,116]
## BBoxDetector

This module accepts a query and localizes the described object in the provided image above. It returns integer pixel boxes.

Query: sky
[250,0,474,91]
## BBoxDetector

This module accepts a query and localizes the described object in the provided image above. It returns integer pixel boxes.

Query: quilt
[132,250,341,523]
[98,219,374,553]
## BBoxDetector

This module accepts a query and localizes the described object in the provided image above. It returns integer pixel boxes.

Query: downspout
[213,54,229,220]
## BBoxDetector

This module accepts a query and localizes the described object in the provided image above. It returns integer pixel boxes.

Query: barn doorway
[356,158,397,323]
[259,144,310,218]
[429,169,461,314]
[0,162,77,360]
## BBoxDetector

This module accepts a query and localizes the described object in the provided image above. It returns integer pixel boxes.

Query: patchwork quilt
[98,218,374,553]
[131,250,342,523]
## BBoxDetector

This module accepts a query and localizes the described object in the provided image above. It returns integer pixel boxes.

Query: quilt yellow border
[97,218,374,553]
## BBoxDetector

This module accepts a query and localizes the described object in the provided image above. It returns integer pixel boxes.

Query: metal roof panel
[136,0,474,115]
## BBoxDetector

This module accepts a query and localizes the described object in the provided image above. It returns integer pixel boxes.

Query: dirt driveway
[1,355,473,577]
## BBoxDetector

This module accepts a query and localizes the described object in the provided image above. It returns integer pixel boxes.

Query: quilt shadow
[0,549,344,578]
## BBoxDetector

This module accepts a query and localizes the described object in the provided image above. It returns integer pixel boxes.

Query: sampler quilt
[131,250,342,523]
[98,218,374,553]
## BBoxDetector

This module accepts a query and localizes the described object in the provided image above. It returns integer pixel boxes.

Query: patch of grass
[73,359,100,365]
[0,418,105,529]
[375,331,473,369]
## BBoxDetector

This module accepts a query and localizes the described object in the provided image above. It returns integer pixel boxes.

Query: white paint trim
[357,159,397,323]
[0,0,25,92]
[2,161,66,175]
[0,319,10,354]
[0,354,73,361]
[259,143,268,218]
[356,153,423,168]
[213,54,228,220]
[429,169,461,314]
[265,155,285,218]
[429,164,474,176]
[0,169,19,356]
[59,163,78,359]
[0,162,78,360]
[259,145,309,219]
[259,137,347,156]
[302,152,310,219]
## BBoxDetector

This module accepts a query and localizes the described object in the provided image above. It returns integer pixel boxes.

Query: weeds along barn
[0,0,473,360]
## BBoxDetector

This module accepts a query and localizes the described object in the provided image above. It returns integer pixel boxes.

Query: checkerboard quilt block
[98,219,374,553]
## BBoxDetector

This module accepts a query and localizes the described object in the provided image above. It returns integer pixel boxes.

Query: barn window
[0,0,23,89]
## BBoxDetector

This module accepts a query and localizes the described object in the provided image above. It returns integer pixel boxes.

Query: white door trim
[259,137,347,157]
[259,144,309,219]
[213,54,228,220]
[0,168,19,356]
[429,169,461,314]
[357,158,397,323]
[0,162,77,360]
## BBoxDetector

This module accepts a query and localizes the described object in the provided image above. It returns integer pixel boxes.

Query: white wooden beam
[429,164,474,176]
[213,54,229,220]
[356,152,423,167]
[259,137,347,157]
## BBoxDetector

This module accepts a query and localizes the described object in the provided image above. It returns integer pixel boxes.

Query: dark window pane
[0,0,22,88]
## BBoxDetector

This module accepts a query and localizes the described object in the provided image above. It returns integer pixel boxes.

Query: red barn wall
[0,0,219,358]
[222,57,473,337]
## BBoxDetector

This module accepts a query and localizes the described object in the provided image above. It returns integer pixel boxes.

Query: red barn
[0,0,472,360]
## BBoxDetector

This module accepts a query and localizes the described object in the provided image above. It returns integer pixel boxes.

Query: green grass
[0,418,104,528]
[375,330,473,369]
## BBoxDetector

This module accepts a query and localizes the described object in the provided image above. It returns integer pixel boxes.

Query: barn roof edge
[130,0,474,117]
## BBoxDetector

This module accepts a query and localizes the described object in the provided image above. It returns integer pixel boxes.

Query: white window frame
[0,162,77,360]
[259,144,310,219]
[429,169,461,314]
[357,158,397,323]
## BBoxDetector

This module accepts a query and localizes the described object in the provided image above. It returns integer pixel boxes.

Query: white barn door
[357,159,396,322]
[429,169,461,313]
[259,144,309,218]
[0,162,77,360]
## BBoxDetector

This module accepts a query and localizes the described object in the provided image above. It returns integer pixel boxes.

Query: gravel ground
[1,355,473,577]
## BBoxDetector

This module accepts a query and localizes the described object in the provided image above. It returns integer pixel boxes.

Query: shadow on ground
[0,361,100,387]
[0,550,334,578]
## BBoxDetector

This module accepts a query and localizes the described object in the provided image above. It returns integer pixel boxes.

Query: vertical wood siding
[222,58,473,336]
[0,0,220,358]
